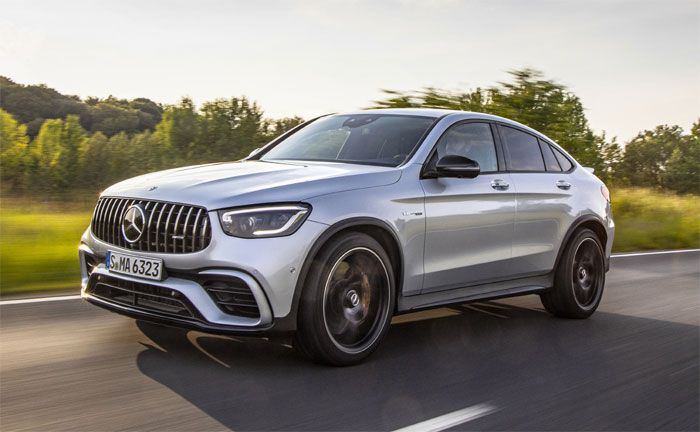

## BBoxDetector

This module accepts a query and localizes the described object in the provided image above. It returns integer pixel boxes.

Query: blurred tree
[0,77,163,137]
[27,115,87,194]
[263,116,305,141]
[28,118,64,193]
[155,98,200,165]
[597,135,623,185]
[88,102,141,136]
[53,115,86,189]
[0,77,88,136]
[620,125,684,188]
[662,120,700,194]
[78,132,111,191]
[0,109,31,192]
[199,97,267,162]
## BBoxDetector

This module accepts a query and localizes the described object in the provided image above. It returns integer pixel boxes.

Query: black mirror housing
[435,155,480,178]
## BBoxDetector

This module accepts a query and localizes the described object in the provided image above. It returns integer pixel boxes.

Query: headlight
[218,204,311,238]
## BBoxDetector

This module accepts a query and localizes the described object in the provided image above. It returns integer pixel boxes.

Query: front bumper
[79,216,328,333]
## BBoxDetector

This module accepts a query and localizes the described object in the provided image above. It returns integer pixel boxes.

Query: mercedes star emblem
[121,204,146,243]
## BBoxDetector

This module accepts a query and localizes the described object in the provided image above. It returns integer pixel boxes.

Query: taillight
[600,185,610,202]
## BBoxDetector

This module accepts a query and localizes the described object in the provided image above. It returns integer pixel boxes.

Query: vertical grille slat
[155,203,169,253]
[163,205,176,253]
[112,199,128,247]
[90,198,210,254]
[200,217,209,251]
[181,207,194,253]
[147,202,161,252]
[191,209,203,253]
[91,199,103,238]
[139,201,154,251]
[171,205,185,253]
[102,198,117,242]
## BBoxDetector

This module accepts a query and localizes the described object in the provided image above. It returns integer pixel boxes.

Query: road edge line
[611,248,700,258]
[0,295,82,306]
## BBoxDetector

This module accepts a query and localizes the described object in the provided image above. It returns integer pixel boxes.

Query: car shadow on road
[134,299,699,431]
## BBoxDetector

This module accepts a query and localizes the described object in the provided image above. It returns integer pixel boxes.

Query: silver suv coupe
[80,109,614,365]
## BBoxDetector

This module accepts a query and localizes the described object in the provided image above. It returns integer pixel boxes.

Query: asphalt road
[1,251,698,431]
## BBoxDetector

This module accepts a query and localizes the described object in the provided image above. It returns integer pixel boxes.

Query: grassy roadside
[612,188,700,252]
[0,199,93,295]
[1,189,698,296]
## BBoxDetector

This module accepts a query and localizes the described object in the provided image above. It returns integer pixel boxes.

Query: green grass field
[1,189,698,295]
[0,199,93,295]
[611,188,700,252]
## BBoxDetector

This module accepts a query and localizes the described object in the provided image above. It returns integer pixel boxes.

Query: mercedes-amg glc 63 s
[80,109,614,365]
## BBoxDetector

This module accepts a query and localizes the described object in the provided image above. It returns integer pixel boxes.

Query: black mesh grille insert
[91,197,211,253]
[88,275,202,321]
[203,277,260,319]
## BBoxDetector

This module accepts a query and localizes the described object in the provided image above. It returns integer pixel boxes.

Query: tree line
[0,69,698,198]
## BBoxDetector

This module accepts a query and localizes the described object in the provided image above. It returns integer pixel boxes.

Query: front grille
[88,275,202,320]
[91,197,211,253]
[203,277,260,318]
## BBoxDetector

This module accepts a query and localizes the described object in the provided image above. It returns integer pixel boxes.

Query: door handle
[556,180,571,190]
[490,179,509,190]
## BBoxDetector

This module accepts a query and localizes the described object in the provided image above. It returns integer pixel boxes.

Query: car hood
[101,160,402,210]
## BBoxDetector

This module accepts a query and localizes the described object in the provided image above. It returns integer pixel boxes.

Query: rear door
[420,121,517,293]
[497,124,576,276]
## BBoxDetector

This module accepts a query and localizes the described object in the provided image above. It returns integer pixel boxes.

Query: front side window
[433,122,498,172]
[261,114,435,166]
[500,126,545,172]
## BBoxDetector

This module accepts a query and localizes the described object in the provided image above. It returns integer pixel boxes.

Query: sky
[1,0,698,142]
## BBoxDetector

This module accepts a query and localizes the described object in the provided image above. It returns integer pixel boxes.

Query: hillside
[0,76,162,137]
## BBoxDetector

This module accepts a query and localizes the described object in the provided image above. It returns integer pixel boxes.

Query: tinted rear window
[552,146,573,171]
[500,126,545,171]
[541,141,562,171]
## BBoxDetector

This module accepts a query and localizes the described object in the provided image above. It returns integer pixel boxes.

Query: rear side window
[551,146,574,171]
[500,126,545,171]
[540,141,562,171]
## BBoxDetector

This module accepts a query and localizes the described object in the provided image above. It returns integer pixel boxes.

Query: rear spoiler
[583,167,595,173]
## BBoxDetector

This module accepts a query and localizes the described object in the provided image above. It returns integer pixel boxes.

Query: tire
[294,232,396,366]
[540,228,606,319]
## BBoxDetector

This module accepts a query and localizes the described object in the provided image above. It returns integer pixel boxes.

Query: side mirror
[435,155,480,178]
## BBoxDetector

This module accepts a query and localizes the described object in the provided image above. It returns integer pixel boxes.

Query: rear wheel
[294,232,395,366]
[541,228,605,318]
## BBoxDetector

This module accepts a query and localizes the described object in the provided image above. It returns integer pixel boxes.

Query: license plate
[106,251,163,281]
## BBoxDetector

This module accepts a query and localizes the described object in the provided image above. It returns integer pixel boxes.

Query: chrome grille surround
[91,197,211,253]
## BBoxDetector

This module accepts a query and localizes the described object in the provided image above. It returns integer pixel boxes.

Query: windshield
[260,114,436,166]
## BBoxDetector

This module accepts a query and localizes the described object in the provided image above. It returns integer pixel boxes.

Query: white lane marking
[611,249,700,258]
[393,404,497,432]
[0,295,81,306]
[1,250,697,306]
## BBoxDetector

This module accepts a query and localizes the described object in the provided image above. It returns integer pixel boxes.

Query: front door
[420,122,516,293]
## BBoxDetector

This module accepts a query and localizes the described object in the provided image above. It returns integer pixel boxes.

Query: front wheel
[294,232,395,366]
[541,228,606,319]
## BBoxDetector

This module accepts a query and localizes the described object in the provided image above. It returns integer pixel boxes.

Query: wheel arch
[285,218,404,330]
[554,214,609,273]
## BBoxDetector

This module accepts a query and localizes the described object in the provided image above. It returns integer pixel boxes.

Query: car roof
[340,108,457,118]
[337,108,563,150]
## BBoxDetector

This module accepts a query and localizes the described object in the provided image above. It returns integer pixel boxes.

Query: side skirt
[397,273,553,313]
